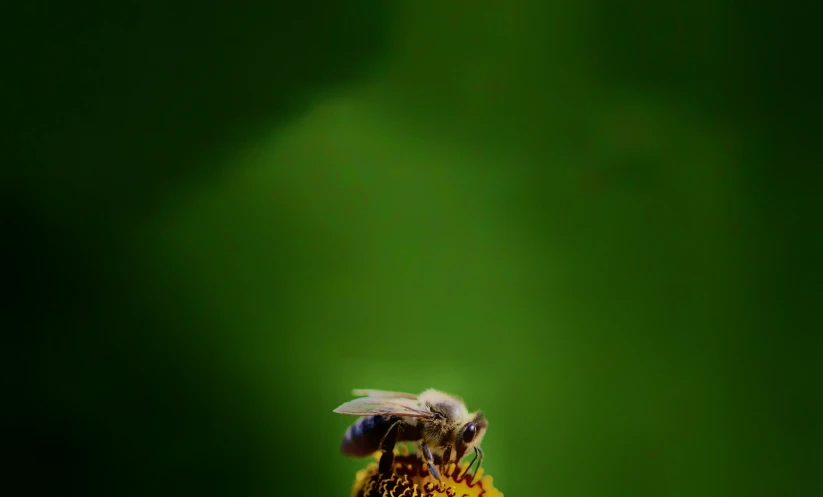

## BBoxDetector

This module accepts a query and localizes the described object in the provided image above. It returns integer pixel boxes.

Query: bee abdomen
[341,415,393,457]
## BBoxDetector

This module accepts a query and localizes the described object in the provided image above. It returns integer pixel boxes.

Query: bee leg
[378,419,402,475]
[454,447,466,469]
[441,445,453,473]
[420,441,442,481]
[468,446,484,483]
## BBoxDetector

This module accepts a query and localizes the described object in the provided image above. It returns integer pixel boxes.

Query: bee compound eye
[462,423,477,443]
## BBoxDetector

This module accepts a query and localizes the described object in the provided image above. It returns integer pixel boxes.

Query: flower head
[351,446,503,497]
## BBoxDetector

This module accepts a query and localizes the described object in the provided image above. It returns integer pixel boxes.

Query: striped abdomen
[341,415,422,457]
[341,415,395,457]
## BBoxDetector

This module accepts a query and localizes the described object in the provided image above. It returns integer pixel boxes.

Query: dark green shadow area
[6,2,389,496]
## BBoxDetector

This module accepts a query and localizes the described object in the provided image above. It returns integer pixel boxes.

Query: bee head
[456,410,487,452]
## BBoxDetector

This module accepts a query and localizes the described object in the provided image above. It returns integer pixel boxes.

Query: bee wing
[352,389,418,399]
[333,396,434,418]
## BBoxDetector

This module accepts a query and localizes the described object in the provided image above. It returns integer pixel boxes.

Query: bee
[333,389,487,480]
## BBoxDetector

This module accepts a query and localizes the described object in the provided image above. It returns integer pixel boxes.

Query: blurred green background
[6,1,820,496]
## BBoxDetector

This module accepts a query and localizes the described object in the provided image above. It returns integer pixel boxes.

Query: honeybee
[333,389,487,480]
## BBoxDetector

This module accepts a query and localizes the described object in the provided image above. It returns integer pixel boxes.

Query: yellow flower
[351,446,503,497]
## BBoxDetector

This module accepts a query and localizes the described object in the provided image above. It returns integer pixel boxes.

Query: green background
[7,1,819,496]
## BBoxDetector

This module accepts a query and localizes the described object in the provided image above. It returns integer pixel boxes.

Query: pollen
[351,446,503,497]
